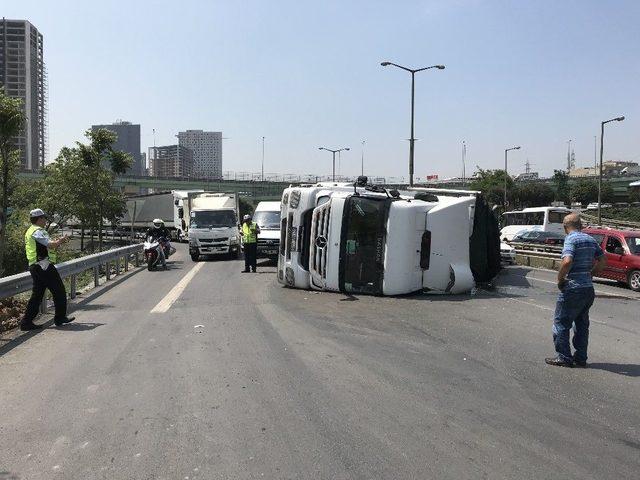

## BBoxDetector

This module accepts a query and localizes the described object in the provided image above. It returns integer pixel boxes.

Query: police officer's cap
[243,214,251,221]
[29,208,47,219]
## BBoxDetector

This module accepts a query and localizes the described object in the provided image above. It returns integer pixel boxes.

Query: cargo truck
[277,179,500,295]
[253,201,281,260]
[187,192,241,261]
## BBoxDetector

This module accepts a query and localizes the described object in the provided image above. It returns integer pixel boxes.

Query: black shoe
[545,357,574,368]
[252,269,257,273]
[574,361,588,368]
[20,323,43,331]
[54,316,75,326]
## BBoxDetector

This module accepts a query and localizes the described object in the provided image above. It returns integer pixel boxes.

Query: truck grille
[309,202,331,286]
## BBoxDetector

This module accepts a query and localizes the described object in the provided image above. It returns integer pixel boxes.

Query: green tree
[512,181,555,208]
[469,169,514,207]
[0,89,26,275]
[75,129,131,250]
[551,170,571,205]
[570,179,598,206]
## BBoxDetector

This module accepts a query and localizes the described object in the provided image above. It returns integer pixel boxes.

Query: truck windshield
[190,211,237,228]
[253,211,281,229]
[341,196,388,295]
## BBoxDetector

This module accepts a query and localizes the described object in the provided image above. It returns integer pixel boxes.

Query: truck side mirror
[178,207,184,219]
[181,219,186,230]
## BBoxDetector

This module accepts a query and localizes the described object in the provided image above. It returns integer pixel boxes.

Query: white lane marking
[150,262,205,313]
[508,297,554,312]
[525,276,635,299]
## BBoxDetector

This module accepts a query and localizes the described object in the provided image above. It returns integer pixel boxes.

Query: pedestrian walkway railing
[0,244,143,312]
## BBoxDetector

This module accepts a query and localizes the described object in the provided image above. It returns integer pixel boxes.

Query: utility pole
[598,116,625,224]
[261,136,265,182]
[462,141,466,183]
[361,140,365,176]
[566,139,572,172]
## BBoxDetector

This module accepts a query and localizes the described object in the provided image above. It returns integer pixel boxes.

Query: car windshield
[626,236,640,255]
[190,210,236,228]
[253,210,281,229]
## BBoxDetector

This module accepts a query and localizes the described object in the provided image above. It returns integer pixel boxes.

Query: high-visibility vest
[24,225,56,265]
[242,222,258,244]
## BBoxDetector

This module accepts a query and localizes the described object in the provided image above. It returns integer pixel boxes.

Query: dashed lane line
[150,262,205,313]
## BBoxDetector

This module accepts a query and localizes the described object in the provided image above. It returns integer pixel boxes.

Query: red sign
[425,175,439,180]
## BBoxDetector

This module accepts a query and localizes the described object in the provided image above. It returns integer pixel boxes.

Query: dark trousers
[22,264,68,326]
[244,243,257,272]
[553,287,595,363]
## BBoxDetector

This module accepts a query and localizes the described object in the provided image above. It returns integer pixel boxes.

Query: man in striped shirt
[546,213,606,368]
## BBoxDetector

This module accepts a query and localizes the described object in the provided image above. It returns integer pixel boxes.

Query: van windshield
[341,196,388,295]
[253,211,281,229]
[190,210,237,228]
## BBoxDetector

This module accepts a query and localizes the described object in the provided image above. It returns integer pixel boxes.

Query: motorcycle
[144,236,168,271]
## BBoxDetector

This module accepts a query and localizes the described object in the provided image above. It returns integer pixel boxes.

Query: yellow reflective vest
[242,222,258,244]
[24,224,56,265]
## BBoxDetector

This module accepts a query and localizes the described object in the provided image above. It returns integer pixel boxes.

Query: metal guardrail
[580,212,640,230]
[0,244,143,311]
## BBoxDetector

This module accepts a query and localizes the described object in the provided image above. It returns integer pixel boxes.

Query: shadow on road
[77,303,113,311]
[495,267,534,288]
[52,322,105,331]
[588,363,640,377]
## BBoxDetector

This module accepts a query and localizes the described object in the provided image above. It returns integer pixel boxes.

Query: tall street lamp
[319,147,350,181]
[261,136,265,182]
[598,116,625,224]
[504,146,521,206]
[361,140,365,176]
[380,61,445,187]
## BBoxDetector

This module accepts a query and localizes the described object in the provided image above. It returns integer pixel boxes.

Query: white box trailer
[187,192,241,261]
[277,181,500,295]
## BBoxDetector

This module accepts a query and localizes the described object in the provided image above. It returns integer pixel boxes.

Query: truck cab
[187,193,241,261]
[277,182,495,296]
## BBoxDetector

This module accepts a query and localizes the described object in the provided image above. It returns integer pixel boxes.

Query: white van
[500,207,574,241]
[253,201,281,259]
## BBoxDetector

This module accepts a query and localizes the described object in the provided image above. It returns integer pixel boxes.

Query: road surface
[1,245,639,479]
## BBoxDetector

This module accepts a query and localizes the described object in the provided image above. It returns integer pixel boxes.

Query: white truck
[253,201,281,260]
[277,180,500,296]
[187,192,241,261]
[172,189,204,242]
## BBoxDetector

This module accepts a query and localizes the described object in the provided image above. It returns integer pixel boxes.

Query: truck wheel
[191,253,200,262]
[628,270,640,292]
[230,249,239,260]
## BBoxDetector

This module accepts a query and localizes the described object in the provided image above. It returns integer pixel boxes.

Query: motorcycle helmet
[153,218,164,228]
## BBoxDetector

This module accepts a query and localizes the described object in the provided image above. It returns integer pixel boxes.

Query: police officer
[20,209,74,331]
[240,214,260,273]
[146,218,170,242]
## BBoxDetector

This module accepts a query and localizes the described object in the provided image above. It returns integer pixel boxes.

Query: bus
[500,206,574,241]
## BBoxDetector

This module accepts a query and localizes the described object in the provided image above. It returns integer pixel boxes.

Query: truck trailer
[277,180,500,296]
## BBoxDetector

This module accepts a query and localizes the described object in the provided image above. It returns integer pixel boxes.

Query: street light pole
[504,146,521,207]
[361,140,365,176]
[319,147,350,182]
[261,136,265,182]
[381,61,445,187]
[598,116,625,224]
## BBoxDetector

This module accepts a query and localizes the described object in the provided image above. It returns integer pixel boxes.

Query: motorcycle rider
[146,219,172,267]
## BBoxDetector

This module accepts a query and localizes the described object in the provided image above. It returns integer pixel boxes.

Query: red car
[583,227,640,292]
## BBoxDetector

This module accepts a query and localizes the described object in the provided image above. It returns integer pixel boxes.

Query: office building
[177,130,222,179]
[92,120,142,175]
[0,18,47,170]
[148,145,193,178]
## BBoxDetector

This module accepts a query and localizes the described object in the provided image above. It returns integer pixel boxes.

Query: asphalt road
[1,245,639,480]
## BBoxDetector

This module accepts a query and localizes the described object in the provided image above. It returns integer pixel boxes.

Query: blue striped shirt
[561,231,604,289]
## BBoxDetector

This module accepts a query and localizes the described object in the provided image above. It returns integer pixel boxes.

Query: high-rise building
[0,19,47,170]
[92,120,142,175]
[177,130,222,179]
[148,145,193,178]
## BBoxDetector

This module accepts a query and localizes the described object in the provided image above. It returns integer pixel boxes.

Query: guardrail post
[124,255,129,272]
[94,266,100,287]
[134,251,140,267]
[106,261,111,281]
[115,257,121,275]
[70,274,77,299]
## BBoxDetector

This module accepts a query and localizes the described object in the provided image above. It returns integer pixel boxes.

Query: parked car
[511,230,565,246]
[500,242,516,264]
[584,228,640,292]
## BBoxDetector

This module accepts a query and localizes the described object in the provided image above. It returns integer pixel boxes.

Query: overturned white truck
[277,180,500,295]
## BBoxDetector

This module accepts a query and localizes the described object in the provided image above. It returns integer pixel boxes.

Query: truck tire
[628,270,640,292]
[230,249,239,260]
[191,253,200,262]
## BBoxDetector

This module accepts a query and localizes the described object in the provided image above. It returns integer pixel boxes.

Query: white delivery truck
[172,189,204,242]
[253,201,281,260]
[187,192,241,261]
[277,179,500,296]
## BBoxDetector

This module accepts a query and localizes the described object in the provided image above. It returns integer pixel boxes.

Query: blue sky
[7,0,640,180]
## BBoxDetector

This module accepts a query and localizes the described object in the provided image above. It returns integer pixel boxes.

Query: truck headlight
[189,238,198,246]
[229,236,239,245]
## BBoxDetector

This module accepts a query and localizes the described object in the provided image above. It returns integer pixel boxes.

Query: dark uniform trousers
[244,243,258,272]
[22,263,67,325]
